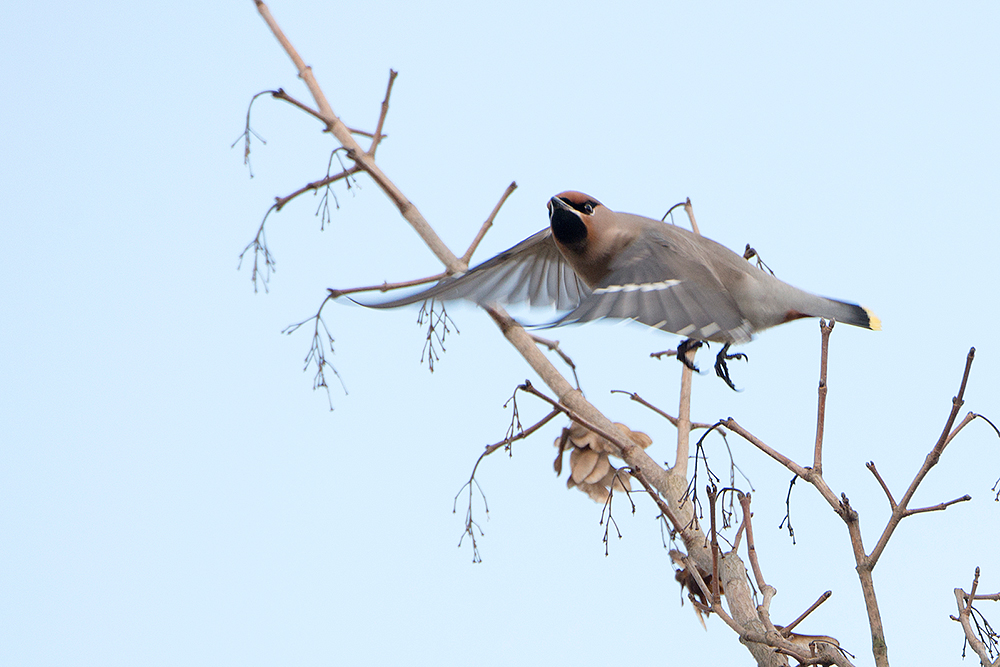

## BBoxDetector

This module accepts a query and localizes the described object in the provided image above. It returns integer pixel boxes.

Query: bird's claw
[714,343,748,391]
[676,338,704,372]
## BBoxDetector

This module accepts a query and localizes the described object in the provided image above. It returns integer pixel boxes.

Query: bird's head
[547,191,604,250]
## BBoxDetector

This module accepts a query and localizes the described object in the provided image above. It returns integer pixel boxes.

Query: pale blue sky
[3,2,999,665]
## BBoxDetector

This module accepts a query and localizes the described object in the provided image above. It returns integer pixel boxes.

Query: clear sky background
[3,2,999,665]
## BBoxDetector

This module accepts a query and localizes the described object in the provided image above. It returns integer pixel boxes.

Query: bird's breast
[549,207,588,247]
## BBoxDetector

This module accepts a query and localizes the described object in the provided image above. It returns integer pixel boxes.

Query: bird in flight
[356,191,879,388]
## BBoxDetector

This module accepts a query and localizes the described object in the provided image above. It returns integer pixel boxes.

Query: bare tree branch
[813,320,833,474]
[953,568,1000,667]
[738,492,772,609]
[452,405,562,562]
[248,7,997,665]
[721,328,890,666]
[867,348,976,568]
[250,6,714,579]
[836,494,889,667]
[254,0,465,273]
[509,375,705,564]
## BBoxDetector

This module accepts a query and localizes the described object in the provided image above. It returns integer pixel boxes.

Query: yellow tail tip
[865,307,881,331]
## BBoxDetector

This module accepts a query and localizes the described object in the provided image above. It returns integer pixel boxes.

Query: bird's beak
[548,196,573,213]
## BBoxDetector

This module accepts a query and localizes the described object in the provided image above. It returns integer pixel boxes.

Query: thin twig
[723,419,810,479]
[683,197,700,235]
[629,466,684,536]
[672,200,702,473]
[781,591,833,636]
[328,272,448,299]
[707,485,721,604]
[683,423,725,527]
[778,476,798,543]
[967,568,982,614]
[742,245,776,276]
[904,494,972,516]
[461,181,518,265]
[517,380,644,461]
[368,70,398,155]
[738,493,768,598]
[675,314,696,475]
[865,462,897,510]
[452,407,560,563]
[274,163,364,211]
[680,554,718,618]
[723,418,841,511]
[345,126,375,138]
[232,90,272,177]
[417,299,457,372]
[661,200,687,222]
[943,411,995,449]
[238,204,278,292]
[813,320,833,474]
[481,408,561,460]
[529,334,580,388]
[281,292,347,409]
[271,88,325,123]
[609,390,715,430]
[600,481,629,556]
[731,511,746,554]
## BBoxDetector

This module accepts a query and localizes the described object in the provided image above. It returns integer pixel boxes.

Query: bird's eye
[583,203,594,214]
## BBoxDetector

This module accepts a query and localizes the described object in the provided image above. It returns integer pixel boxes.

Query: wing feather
[355,229,589,310]
[555,229,753,343]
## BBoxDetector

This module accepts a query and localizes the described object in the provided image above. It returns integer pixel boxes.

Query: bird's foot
[714,343,748,391]
[676,338,704,372]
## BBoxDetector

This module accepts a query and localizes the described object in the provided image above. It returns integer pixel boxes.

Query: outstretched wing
[555,229,753,343]
[356,229,590,311]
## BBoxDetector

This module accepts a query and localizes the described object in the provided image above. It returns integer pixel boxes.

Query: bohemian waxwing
[358,191,880,388]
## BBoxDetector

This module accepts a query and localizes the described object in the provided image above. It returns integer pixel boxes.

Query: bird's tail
[814,298,881,331]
